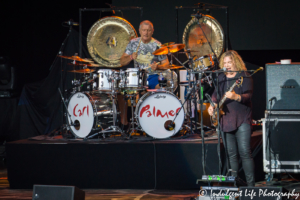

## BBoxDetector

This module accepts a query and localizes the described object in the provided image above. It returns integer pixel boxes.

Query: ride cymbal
[152,44,186,55]
[67,69,95,73]
[58,55,93,62]
[67,63,102,67]
[158,64,184,70]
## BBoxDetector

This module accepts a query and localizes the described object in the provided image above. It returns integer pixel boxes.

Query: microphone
[269,97,276,102]
[252,67,264,74]
[64,19,79,26]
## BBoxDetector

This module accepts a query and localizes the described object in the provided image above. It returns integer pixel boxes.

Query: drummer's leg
[117,94,128,125]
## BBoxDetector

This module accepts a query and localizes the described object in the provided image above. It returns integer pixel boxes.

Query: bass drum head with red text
[67,92,94,138]
[136,91,185,139]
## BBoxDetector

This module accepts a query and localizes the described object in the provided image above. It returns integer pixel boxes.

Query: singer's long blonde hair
[219,50,247,71]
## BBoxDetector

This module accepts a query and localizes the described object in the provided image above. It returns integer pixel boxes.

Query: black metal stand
[49,23,74,135]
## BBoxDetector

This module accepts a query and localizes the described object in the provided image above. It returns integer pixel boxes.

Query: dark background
[0,0,299,133]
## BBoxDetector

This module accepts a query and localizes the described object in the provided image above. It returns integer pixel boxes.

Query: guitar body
[211,107,225,127]
[205,76,243,127]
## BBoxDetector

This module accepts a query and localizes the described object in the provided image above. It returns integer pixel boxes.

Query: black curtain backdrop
[17,30,91,139]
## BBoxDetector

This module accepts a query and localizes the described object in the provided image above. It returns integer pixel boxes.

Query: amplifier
[266,63,300,110]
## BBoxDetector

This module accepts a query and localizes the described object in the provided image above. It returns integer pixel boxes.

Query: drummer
[120,20,169,89]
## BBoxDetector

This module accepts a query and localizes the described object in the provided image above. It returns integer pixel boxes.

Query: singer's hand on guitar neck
[225,90,240,101]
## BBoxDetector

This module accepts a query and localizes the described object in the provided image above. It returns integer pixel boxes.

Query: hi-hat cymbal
[67,63,102,67]
[158,64,185,70]
[58,55,94,62]
[152,44,186,55]
[67,69,95,73]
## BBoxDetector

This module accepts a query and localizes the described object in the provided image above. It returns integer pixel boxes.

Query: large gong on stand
[182,15,224,59]
[87,16,138,67]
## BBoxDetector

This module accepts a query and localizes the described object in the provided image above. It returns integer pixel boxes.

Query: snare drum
[67,92,118,138]
[97,69,120,91]
[135,91,185,139]
[194,55,214,71]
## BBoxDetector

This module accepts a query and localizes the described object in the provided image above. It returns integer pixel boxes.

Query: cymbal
[161,42,175,47]
[152,44,186,55]
[67,63,102,67]
[67,69,95,73]
[158,64,185,70]
[58,55,94,63]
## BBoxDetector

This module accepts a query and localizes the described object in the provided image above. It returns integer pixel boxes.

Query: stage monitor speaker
[32,185,85,200]
[239,186,285,200]
[266,63,300,110]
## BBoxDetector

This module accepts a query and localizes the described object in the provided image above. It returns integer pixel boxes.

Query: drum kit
[58,12,225,140]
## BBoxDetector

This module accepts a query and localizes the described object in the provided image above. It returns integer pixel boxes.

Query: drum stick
[136,38,142,52]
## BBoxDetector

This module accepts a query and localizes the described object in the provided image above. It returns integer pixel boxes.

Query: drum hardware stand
[87,74,124,139]
[166,79,198,134]
[167,48,188,93]
[56,88,78,137]
[127,94,143,138]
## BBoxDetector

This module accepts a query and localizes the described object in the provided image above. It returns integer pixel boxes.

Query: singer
[208,50,255,186]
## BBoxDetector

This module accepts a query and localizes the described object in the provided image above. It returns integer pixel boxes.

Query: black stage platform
[6,131,263,189]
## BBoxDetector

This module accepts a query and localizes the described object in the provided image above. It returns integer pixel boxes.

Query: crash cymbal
[152,44,186,55]
[158,64,185,70]
[67,63,102,67]
[58,55,94,62]
[67,69,95,73]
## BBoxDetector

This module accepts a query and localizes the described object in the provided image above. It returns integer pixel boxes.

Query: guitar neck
[219,81,238,107]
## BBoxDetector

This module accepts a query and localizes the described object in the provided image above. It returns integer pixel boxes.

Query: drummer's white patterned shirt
[124,37,167,75]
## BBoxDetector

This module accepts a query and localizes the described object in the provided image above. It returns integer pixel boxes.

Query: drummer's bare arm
[150,58,169,71]
[120,52,138,66]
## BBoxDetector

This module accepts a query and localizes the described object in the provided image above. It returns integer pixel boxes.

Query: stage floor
[6,131,263,190]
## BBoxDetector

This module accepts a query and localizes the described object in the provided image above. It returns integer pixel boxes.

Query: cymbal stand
[127,93,143,138]
[88,72,123,139]
[167,48,189,93]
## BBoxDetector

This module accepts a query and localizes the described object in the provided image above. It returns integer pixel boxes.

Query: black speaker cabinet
[266,63,300,110]
[239,186,284,200]
[32,185,85,200]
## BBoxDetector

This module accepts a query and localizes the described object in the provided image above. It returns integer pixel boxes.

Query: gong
[182,15,224,58]
[87,16,137,68]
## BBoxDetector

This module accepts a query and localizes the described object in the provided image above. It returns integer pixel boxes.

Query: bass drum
[67,92,117,138]
[135,91,185,139]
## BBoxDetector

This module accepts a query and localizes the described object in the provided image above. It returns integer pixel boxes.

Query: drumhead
[67,92,94,138]
[136,91,185,139]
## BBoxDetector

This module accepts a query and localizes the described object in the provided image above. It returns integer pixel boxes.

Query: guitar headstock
[236,76,243,87]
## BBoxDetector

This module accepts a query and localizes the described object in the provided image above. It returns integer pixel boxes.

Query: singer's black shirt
[212,71,253,132]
